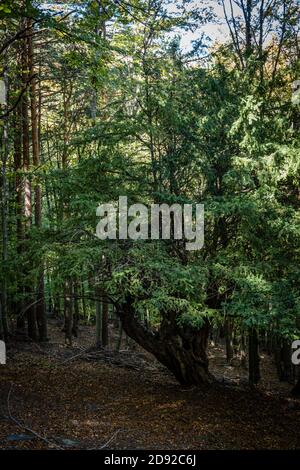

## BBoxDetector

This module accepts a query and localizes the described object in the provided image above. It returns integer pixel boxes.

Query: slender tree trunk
[1,50,9,339]
[14,100,25,331]
[95,283,102,348]
[291,361,300,396]
[72,280,79,337]
[281,340,293,382]
[248,327,260,384]
[28,22,47,341]
[21,23,37,341]
[275,338,293,382]
[53,293,61,317]
[81,281,86,318]
[225,317,234,362]
[64,278,73,347]
[102,296,109,348]
[239,333,247,368]
[245,0,253,58]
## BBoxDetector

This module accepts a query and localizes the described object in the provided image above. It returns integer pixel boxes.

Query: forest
[0,0,300,453]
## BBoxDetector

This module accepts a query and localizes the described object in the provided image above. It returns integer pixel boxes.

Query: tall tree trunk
[95,283,102,348]
[102,296,109,348]
[72,280,79,337]
[225,317,234,362]
[64,278,73,347]
[22,23,37,341]
[248,327,260,385]
[14,99,25,331]
[275,337,293,382]
[239,332,247,368]
[280,340,293,382]
[0,50,9,340]
[81,281,86,318]
[28,21,47,341]
[53,293,61,317]
[28,20,47,341]
[245,0,253,57]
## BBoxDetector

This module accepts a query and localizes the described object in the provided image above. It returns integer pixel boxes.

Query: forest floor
[0,320,300,450]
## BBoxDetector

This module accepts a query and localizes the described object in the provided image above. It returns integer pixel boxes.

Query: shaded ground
[0,322,299,450]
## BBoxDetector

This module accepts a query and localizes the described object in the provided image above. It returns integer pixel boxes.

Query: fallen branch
[60,346,96,364]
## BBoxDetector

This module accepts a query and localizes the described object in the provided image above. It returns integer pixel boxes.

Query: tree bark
[13,95,25,332]
[22,23,37,341]
[281,340,293,382]
[64,279,73,347]
[225,317,234,362]
[118,297,213,385]
[72,280,79,337]
[95,283,102,348]
[28,19,47,341]
[248,327,260,384]
[102,296,109,348]
[0,48,10,339]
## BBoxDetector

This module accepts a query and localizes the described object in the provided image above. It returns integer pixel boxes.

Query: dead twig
[88,429,122,450]
[60,346,96,364]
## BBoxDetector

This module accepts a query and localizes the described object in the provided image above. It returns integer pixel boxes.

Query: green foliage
[1,0,299,344]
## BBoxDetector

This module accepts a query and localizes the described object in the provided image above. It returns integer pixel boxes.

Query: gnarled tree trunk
[117,297,213,385]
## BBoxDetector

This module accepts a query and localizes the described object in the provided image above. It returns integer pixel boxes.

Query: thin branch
[0,74,38,120]
[88,429,122,450]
